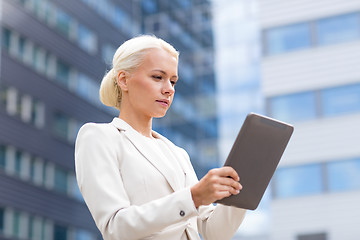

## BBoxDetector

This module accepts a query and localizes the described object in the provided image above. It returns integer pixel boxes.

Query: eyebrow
[152,69,178,78]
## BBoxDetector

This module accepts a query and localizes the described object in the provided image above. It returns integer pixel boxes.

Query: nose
[162,80,175,96]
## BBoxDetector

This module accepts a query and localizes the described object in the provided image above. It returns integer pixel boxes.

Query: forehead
[141,48,178,72]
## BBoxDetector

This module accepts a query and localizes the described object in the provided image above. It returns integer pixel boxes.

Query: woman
[75,35,246,240]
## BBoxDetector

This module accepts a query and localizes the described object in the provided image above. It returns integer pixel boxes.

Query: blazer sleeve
[75,123,199,240]
[179,149,247,240]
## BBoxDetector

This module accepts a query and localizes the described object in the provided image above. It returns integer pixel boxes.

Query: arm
[179,149,247,240]
[75,124,198,240]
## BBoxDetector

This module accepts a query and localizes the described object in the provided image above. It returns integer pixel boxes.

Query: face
[120,48,178,119]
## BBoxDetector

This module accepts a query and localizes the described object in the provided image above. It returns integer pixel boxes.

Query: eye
[152,75,162,80]
[171,80,177,86]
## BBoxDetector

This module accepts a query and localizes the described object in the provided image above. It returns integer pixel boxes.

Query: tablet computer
[216,113,294,210]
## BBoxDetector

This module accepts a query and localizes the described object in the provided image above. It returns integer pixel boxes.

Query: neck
[119,109,153,139]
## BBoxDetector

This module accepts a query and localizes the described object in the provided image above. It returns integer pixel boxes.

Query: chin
[152,111,168,118]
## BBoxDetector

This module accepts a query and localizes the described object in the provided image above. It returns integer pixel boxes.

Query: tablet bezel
[216,113,294,210]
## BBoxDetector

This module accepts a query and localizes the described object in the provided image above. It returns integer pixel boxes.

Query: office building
[260,0,360,239]
[212,0,267,239]
[0,0,217,239]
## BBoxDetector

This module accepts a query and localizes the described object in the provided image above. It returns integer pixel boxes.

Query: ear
[116,70,129,92]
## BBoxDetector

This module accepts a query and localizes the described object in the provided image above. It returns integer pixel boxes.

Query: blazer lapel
[110,118,180,191]
[154,132,190,187]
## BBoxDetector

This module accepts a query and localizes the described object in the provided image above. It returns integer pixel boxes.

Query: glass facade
[274,164,323,198]
[268,83,360,122]
[0,144,79,201]
[0,0,219,239]
[264,11,360,55]
[327,159,360,192]
[321,84,360,117]
[0,208,3,233]
[54,166,68,194]
[1,27,103,111]
[316,13,360,46]
[273,158,360,199]
[141,0,218,177]
[265,23,311,55]
[269,91,317,122]
[53,224,68,240]
[0,145,5,168]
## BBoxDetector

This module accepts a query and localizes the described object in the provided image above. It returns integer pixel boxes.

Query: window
[195,50,214,72]
[75,229,94,240]
[55,60,71,87]
[176,0,191,9]
[29,157,36,183]
[114,7,133,34]
[269,92,317,122]
[54,166,68,194]
[44,52,55,78]
[142,0,158,13]
[55,9,72,38]
[29,157,45,186]
[321,84,360,117]
[101,44,116,65]
[327,158,360,192]
[77,24,97,54]
[54,224,68,240]
[199,75,215,94]
[0,85,7,107]
[32,45,45,73]
[81,0,138,35]
[0,207,4,233]
[0,146,5,169]
[33,0,45,19]
[2,28,11,50]
[4,87,20,116]
[76,73,100,105]
[14,150,22,176]
[71,175,84,201]
[43,0,55,26]
[17,35,26,60]
[316,13,360,46]
[43,161,52,189]
[31,99,45,128]
[28,215,34,240]
[297,232,327,240]
[27,216,47,240]
[265,22,311,55]
[13,211,21,238]
[274,164,323,198]
[178,62,194,84]
[53,112,70,140]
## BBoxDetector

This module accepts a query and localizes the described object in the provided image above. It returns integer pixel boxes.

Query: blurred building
[0,0,217,239]
[260,0,360,239]
[212,0,267,239]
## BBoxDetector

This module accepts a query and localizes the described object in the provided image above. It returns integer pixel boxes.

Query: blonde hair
[99,35,179,110]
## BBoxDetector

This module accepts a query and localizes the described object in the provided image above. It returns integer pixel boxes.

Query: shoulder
[76,122,120,145]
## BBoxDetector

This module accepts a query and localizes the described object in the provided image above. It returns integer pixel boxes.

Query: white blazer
[75,118,246,240]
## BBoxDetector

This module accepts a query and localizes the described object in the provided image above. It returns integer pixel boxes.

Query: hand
[190,167,242,208]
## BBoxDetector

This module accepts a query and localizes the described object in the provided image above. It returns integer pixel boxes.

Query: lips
[156,99,170,106]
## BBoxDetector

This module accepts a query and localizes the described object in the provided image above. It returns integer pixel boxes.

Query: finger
[216,184,240,195]
[218,167,239,181]
[218,186,239,196]
[216,190,232,200]
[217,177,242,190]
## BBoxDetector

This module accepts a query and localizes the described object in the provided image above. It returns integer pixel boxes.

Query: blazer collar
[110,118,182,191]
